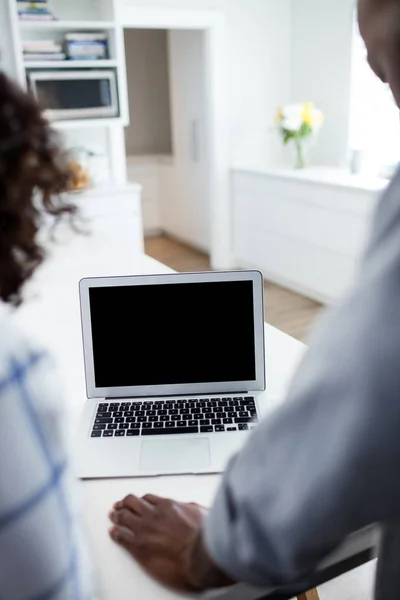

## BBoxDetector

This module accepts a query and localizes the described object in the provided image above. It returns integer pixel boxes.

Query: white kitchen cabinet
[71,183,144,254]
[233,168,385,305]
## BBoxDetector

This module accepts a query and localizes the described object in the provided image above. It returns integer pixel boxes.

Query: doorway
[120,6,231,270]
[124,28,210,255]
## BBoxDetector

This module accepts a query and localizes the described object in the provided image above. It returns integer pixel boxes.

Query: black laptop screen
[89,280,256,388]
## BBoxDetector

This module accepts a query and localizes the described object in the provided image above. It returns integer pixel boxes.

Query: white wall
[120,0,293,171]
[0,0,17,76]
[290,0,355,168]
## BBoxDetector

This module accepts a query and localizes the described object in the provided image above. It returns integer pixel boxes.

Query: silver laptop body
[75,270,266,479]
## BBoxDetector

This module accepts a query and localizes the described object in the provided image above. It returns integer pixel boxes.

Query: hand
[109,494,235,593]
[109,494,205,592]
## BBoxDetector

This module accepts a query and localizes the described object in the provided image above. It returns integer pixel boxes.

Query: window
[349,20,400,173]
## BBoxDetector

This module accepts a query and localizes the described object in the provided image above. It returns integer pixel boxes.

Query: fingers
[113,494,205,514]
[109,525,137,552]
[142,494,168,506]
[113,494,155,515]
[108,506,142,556]
[142,496,206,511]
[188,502,208,511]
[109,507,142,531]
[112,494,205,523]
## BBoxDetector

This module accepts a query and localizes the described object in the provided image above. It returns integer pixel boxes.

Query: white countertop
[9,220,378,600]
[65,181,143,198]
[10,224,307,600]
[234,165,390,193]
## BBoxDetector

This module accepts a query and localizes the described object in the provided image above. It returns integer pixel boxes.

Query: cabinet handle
[190,119,200,163]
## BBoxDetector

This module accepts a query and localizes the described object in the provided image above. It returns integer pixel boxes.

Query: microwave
[28,69,119,121]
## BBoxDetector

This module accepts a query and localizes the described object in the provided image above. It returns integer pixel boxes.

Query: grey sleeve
[204,183,400,588]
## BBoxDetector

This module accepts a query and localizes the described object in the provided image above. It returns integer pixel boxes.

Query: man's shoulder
[371,168,400,238]
[363,167,400,268]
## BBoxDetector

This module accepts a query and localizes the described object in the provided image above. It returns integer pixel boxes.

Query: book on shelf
[67,44,107,53]
[17,0,56,21]
[18,9,51,15]
[17,0,51,7]
[65,35,109,60]
[18,7,50,13]
[23,39,65,61]
[23,39,58,48]
[67,51,108,60]
[18,3,50,10]
[67,56,105,61]
[24,52,66,61]
[23,42,62,53]
[19,13,55,20]
[67,40,107,45]
[67,51,108,57]
[65,33,108,42]
[67,52,108,60]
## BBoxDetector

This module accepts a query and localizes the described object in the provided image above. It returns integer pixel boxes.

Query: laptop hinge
[103,392,251,401]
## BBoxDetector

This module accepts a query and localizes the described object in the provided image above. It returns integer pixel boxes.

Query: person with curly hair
[0,72,93,599]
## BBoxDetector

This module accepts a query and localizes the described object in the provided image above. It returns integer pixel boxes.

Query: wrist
[186,530,237,591]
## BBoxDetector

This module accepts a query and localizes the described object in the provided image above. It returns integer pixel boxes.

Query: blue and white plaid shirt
[0,309,93,599]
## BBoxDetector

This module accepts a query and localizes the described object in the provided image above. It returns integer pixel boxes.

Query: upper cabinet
[7,0,129,129]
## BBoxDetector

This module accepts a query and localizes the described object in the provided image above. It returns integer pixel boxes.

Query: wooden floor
[144,235,324,342]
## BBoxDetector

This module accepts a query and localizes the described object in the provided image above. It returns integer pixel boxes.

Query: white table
[10,220,305,599]
[11,224,376,600]
[81,324,305,600]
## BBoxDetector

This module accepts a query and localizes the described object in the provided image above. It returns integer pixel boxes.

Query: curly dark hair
[0,71,76,306]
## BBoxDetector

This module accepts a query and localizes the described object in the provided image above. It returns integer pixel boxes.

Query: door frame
[117,5,232,269]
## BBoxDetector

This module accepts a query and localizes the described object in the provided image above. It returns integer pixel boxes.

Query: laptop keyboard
[90,396,259,438]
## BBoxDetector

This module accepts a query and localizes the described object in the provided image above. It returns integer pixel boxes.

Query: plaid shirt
[0,309,94,600]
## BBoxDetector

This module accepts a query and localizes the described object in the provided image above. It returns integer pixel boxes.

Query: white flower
[281,104,303,132]
[282,116,303,132]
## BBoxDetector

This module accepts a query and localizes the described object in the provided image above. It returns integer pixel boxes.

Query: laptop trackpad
[140,438,210,473]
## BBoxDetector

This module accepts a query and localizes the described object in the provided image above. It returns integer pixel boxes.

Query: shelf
[19,20,116,30]
[24,59,118,69]
[50,117,124,130]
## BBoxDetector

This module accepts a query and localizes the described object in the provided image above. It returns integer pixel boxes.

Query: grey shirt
[205,169,400,599]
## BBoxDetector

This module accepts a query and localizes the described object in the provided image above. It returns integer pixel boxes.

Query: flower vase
[275,102,323,170]
[294,138,306,169]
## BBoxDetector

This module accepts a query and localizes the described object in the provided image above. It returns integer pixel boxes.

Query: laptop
[75,270,266,479]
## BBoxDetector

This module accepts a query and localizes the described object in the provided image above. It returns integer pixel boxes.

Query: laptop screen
[89,281,256,388]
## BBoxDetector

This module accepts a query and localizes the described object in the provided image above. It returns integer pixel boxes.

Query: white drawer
[67,184,142,218]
